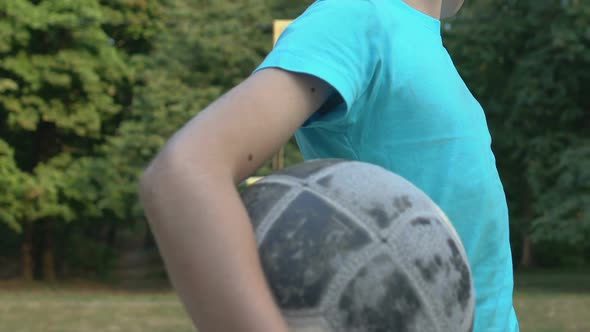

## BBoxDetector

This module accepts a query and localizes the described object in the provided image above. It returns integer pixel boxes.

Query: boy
[139,0,520,331]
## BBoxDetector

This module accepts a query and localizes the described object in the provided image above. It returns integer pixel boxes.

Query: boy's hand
[139,68,332,332]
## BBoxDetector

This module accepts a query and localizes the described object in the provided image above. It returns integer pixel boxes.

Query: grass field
[512,269,590,332]
[0,270,589,332]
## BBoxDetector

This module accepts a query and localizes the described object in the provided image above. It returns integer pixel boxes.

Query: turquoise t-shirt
[256,0,519,331]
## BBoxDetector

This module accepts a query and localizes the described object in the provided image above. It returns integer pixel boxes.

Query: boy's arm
[139,68,332,332]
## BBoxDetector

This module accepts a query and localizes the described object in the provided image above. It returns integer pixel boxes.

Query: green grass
[513,268,590,332]
[0,284,195,332]
[514,290,590,332]
[0,270,589,332]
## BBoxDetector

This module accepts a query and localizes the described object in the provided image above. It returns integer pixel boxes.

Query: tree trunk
[520,185,535,268]
[520,234,534,268]
[36,122,59,282]
[43,219,57,282]
[21,221,34,281]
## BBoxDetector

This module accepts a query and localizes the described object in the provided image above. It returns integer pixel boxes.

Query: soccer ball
[241,159,474,332]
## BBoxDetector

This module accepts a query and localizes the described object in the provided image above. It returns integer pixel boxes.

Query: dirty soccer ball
[240,159,475,332]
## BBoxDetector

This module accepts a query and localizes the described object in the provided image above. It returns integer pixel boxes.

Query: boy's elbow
[139,145,201,202]
[138,160,162,206]
[138,150,173,209]
[138,143,228,205]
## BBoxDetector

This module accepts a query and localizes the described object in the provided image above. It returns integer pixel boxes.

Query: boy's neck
[402,0,443,19]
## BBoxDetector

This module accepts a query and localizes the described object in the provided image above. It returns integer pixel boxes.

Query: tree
[0,0,315,280]
[0,0,161,281]
[444,0,590,267]
[101,0,300,188]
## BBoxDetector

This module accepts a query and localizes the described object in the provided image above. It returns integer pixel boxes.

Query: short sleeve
[255,0,381,113]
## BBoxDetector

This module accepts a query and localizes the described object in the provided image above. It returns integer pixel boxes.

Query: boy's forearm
[139,158,288,332]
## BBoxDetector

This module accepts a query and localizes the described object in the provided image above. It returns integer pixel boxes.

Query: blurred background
[0,0,588,331]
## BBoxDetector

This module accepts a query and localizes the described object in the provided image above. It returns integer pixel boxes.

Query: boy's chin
[441,0,465,19]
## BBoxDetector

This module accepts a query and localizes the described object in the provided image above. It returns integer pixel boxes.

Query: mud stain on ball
[365,205,391,228]
[260,191,372,309]
[410,217,431,227]
[414,257,442,283]
[317,174,334,188]
[337,254,425,332]
[447,238,472,312]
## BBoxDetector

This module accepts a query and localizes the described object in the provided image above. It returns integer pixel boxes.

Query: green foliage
[1,0,128,136]
[0,0,161,227]
[531,142,590,246]
[0,0,308,237]
[445,0,590,256]
[101,0,284,191]
[1,0,309,277]
[0,140,29,232]
[0,0,162,279]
